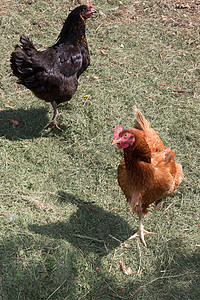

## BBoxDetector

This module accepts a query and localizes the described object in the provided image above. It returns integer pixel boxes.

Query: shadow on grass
[0,106,73,140]
[0,231,199,300]
[0,107,49,140]
[0,234,78,300]
[28,193,200,299]
[101,246,200,300]
[29,192,134,256]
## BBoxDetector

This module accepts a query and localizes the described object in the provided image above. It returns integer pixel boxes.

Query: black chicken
[10,5,96,130]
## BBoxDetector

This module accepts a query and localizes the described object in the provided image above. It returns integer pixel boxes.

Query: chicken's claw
[128,215,156,246]
[128,229,156,247]
[44,120,62,131]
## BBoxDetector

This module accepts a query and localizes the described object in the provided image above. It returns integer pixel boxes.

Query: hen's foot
[44,120,62,131]
[128,229,156,247]
[127,215,156,246]
[45,101,62,130]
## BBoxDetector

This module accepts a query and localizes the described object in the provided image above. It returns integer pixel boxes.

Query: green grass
[1,0,200,299]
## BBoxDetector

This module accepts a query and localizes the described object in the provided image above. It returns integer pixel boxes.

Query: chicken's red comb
[87,4,93,9]
[113,126,123,139]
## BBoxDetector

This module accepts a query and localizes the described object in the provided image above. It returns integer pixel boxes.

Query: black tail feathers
[10,36,43,89]
[19,35,36,52]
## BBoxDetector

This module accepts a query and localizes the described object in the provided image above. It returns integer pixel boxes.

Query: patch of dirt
[101,1,200,26]
[172,0,200,11]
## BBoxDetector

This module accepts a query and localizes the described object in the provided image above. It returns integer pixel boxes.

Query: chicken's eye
[124,133,128,138]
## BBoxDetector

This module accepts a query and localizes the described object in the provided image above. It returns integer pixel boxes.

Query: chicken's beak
[111,139,119,145]
[91,8,97,13]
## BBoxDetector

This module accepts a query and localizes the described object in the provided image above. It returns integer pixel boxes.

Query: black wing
[54,44,83,77]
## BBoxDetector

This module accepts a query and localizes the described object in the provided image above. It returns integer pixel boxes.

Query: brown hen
[112,108,183,246]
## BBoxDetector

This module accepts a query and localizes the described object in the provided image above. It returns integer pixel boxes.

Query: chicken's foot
[128,215,156,247]
[45,101,62,131]
[45,119,62,131]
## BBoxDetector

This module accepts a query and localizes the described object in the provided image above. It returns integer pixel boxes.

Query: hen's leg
[154,199,163,210]
[45,101,62,131]
[128,215,156,247]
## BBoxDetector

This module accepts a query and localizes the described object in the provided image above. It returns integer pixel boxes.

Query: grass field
[1,0,200,299]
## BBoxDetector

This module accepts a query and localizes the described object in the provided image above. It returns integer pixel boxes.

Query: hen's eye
[124,133,128,138]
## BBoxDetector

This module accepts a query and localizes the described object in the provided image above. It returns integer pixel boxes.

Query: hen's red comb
[113,126,123,139]
[87,4,93,9]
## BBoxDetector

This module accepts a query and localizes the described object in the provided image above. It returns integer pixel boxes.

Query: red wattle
[117,143,129,149]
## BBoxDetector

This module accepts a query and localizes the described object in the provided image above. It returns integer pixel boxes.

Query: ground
[0,0,199,299]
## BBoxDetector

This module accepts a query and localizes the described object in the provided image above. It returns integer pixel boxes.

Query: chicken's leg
[128,215,156,247]
[45,101,62,131]
[154,199,163,210]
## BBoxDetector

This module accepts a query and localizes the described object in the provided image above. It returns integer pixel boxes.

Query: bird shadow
[0,107,49,140]
[0,106,74,140]
[29,192,134,256]
[1,223,199,299]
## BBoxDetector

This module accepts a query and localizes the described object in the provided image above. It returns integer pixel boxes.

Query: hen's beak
[91,8,97,13]
[111,139,119,145]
